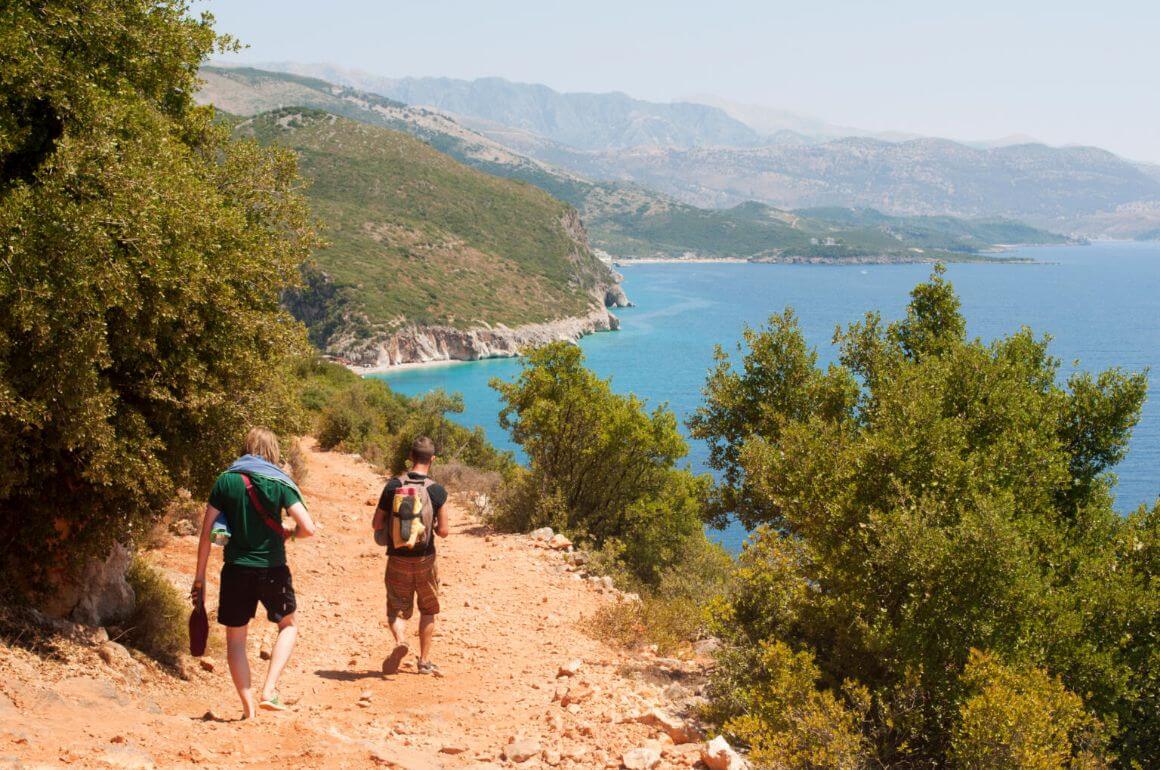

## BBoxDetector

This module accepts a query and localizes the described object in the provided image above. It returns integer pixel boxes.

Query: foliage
[238,108,614,341]
[693,266,1152,767]
[300,357,512,476]
[121,558,187,665]
[709,639,870,770]
[0,2,316,595]
[491,342,711,583]
[950,650,1107,770]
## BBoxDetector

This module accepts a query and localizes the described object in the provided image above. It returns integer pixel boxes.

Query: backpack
[390,474,436,551]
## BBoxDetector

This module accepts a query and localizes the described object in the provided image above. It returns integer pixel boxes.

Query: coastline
[337,304,620,374]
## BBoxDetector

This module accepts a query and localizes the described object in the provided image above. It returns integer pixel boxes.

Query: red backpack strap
[240,473,288,541]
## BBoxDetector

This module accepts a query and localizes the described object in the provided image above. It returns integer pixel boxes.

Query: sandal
[417,660,443,677]
[259,692,288,711]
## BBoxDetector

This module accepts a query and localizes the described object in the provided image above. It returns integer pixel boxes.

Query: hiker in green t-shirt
[192,428,317,720]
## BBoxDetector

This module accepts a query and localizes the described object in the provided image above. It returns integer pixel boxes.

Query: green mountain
[232,109,618,361]
[200,66,1071,263]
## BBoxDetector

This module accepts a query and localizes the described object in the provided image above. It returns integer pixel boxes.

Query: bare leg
[225,625,255,719]
[418,614,435,663]
[388,609,407,645]
[260,613,297,702]
[382,609,409,675]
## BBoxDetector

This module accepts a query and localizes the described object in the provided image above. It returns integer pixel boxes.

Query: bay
[373,241,1160,552]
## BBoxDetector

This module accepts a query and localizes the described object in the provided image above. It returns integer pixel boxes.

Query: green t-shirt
[208,472,304,568]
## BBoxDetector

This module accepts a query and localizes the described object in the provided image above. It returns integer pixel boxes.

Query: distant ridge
[199,66,1072,260]
[227,62,1160,236]
[243,61,764,151]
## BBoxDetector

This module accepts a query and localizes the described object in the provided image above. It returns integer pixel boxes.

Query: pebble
[557,659,583,678]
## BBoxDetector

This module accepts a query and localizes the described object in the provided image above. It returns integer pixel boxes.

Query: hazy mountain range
[198,66,1071,261]
[233,62,1160,237]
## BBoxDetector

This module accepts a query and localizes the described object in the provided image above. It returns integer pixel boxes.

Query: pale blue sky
[202,0,1160,162]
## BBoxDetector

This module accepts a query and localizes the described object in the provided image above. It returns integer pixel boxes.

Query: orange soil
[0,439,708,769]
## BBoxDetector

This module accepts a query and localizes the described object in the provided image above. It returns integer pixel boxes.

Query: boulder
[502,737,541,763]
[547,533,572,550]
[701,736,747,770]
[622,747,661,769]
[72,543,135,627]
[529,527,554,542]
[36,542,135,629]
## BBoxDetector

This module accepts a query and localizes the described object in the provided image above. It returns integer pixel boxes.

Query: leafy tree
[693,266,1154,767]
[491,341,710,582]
[0,2,316,595]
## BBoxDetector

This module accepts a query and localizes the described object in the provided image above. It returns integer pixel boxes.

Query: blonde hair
[243,427,281,465]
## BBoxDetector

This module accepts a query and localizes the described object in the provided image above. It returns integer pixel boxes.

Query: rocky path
[0,440,723,769]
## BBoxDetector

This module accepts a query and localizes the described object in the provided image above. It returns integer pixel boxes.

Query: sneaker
[382,643,408,675]
[417,660,443,677]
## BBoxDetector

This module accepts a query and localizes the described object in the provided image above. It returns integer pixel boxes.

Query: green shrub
[122,559,187,665]
[950,650,1108,770]
[491,342,712,584]
[709,640,870,770]
[693,267,1153,767]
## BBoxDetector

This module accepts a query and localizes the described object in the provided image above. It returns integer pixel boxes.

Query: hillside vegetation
[199,67,1070,262]
[234,108,614,347]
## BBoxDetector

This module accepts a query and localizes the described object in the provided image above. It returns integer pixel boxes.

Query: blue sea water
[373,241,1160,552]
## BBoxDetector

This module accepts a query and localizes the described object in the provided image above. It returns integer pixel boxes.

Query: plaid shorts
[385,554,440,619]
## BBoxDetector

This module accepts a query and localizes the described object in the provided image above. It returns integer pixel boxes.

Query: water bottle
[211,512,231,547]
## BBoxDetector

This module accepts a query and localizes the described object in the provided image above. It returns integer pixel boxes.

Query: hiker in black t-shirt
[372,436,450,676]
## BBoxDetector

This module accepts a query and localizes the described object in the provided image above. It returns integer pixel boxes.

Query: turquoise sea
[374,241,1160,552]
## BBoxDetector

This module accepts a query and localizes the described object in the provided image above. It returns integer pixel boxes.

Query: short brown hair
[409,436,436,464]
[244,427,281,465]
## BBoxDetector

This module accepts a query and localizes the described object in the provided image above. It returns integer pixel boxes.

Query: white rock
[701,735,748,770]
[503,737,541,763]
[638,708,697,744]
[622,747,661,769]
[529,527,554,542]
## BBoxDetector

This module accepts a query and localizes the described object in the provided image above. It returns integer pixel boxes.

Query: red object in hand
[189,597,208,657]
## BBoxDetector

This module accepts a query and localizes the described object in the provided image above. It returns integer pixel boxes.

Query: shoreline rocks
[340,304,622,370]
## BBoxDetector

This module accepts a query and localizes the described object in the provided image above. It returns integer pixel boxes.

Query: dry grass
[586,593,704,657]
[435,462,502,496]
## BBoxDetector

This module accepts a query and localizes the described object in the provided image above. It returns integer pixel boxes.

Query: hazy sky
[202,0,1160,162]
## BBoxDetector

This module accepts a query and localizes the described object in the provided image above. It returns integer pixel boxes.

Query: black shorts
[217,563,296,627]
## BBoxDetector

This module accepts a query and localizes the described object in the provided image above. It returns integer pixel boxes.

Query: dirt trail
[0,440,711,769]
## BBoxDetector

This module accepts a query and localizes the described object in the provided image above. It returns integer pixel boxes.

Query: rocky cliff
[334,302,621,370]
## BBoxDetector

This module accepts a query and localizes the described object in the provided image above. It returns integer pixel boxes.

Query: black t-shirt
[377,472,448,557]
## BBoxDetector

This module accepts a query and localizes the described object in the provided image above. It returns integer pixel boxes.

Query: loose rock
[502,737,541,763]
[529,527,554,542]
[557,659,583,677]
[622,747,662,770]
[638,708,697,744]
[701,736,748,770]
